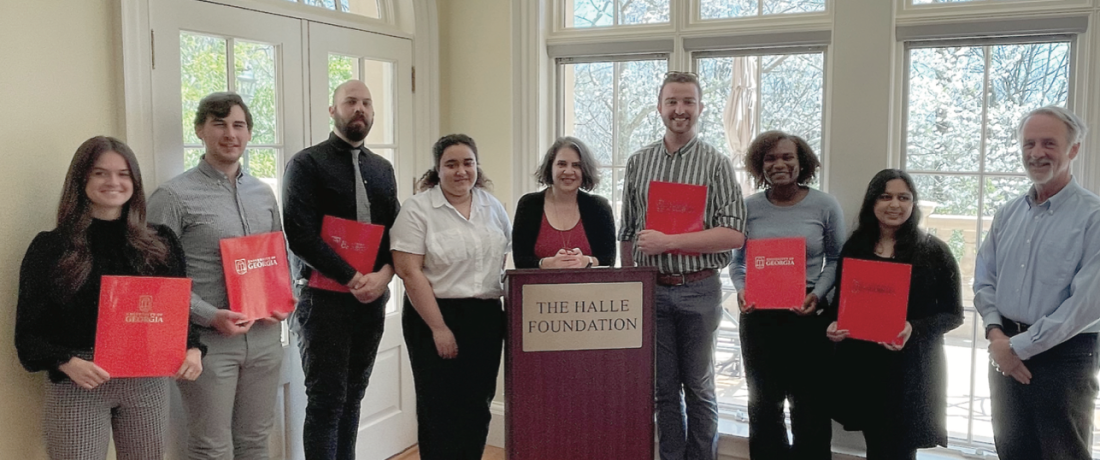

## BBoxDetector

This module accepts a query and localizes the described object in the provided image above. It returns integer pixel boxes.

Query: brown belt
[656,269,717,286]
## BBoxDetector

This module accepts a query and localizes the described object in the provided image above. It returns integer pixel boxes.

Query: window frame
[899,33,1078,450]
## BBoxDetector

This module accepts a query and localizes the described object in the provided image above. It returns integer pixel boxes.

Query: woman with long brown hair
[15,136,205,459]
[827,169,963,459]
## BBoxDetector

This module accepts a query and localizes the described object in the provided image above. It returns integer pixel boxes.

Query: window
[558,56,669,219]
[695,50,826,196]
[180,32,281,193]
[903,38,1074,450]
[565,0,671,28]
[699,0,826,20]
[284,0,381,19]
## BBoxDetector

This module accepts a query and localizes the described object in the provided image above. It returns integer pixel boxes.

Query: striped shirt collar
[660,135,701,157]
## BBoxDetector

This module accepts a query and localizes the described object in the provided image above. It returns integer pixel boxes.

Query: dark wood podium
[504,267,658,460]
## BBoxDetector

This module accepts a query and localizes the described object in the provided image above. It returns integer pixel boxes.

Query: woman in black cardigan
[513,137,616,269]
[16,136,205,459]
[826,169,963,459]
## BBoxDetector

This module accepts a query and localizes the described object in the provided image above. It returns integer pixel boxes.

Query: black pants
[403,297,504,460]
[863,420,916,460]
[990,331,1099,460]
[294,287,387,460]
[740,310,832,460]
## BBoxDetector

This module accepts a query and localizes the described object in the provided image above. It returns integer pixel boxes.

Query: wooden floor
[388,445,505,460]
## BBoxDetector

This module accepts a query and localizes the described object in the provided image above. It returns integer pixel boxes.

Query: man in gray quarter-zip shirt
[148,92,286,460]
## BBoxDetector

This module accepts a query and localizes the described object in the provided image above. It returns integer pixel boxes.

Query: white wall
[0,1,127,458]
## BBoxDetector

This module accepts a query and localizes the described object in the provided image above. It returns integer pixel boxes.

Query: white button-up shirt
[390,186,512,299]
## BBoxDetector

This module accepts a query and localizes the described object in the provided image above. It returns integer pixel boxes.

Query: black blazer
[512,189,617,269]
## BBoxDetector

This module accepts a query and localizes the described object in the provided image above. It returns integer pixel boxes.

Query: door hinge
[411,66,416,93]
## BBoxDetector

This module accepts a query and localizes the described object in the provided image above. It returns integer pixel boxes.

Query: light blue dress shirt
[974,177,1100,360]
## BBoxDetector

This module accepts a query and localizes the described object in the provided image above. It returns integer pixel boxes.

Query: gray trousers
[178,322,283,460]
[44,376,169,460]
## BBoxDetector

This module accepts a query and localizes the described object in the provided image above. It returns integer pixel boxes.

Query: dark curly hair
[417,133,492,192]
[743,130,820,190]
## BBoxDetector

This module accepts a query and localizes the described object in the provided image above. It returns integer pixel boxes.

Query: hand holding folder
[220,231,296,322]
[309,216,385,293]
[645,181,707,256]
[835,258,912,345]
[94,276,191,377]
[743,237,806,311]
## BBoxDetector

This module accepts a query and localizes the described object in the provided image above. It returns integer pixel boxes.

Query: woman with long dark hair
[391,134,511,459]
[16,136,205,459]
[827,169,963,459]
[731,131,843,459]
[512,136,616,269]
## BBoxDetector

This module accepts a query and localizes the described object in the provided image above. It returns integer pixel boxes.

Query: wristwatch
[985,324,1003,339]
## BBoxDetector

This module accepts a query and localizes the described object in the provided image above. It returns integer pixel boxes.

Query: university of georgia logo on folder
[645,181,707,255]
[308,215,385,293]
[836,258,912,344]
[94,276,191,377]
[219,231,296,321]
[744,237,806,310]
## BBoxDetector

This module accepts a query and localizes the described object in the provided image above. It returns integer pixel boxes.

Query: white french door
[149,1,417,459]
[306,21,417,460]
[150,1,306,459]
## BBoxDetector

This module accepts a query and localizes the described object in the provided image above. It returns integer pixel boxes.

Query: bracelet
[585,257,594,268]
[538,258,545,268]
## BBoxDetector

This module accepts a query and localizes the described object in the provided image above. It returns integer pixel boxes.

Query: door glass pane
[180,33,228,145]
[234,41,278,145]
[362,59,394,145]
[326,55,392,145]
[184,147,205,171]
[180,33,282,193]
[303,0,380,18]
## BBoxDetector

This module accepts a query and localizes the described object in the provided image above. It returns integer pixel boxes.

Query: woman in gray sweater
[730,131,845,460]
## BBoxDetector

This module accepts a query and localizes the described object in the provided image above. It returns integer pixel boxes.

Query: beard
[335,112,373,142]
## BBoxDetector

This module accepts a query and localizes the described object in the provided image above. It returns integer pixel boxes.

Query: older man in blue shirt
[974,105,1100,460]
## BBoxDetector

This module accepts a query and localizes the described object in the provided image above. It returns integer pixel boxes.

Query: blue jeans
[655,275,723,460]
[293,287,387,460]
[990,332,1099,460]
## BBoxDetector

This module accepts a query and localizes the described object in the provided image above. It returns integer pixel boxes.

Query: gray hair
[1018,105,1087,146]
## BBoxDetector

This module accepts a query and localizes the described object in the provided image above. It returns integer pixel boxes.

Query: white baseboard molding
[487,401,506,449]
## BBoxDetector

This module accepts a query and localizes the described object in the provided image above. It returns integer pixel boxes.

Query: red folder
[744,237,806,310]
[308,215,385,292]
[836,258,912,344]
[645,181,707,255]
[220,231,296,321]
[94,276,191,377]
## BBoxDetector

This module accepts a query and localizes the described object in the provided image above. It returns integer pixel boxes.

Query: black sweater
[16,218,205,382]
[512,189,617,269]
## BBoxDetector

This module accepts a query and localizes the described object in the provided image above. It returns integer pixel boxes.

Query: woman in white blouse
[391,134,511,460]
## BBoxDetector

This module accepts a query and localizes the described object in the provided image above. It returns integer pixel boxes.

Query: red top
[533,213,592,259]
